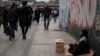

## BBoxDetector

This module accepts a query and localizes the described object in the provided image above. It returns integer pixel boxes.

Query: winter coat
[35,9,41,18]
[19,6,33,27]
[42,7,51,18]
[7,8,17,22]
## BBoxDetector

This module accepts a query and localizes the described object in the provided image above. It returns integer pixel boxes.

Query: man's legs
[21,25,29,39]
[47,18,50,30]
[15,21,18,31]
[9,22,15,41]
[21,26,25,39]
[54,17,57,23]
[44,18,46,30]
[24,26,29,39]
[37,17,40,24]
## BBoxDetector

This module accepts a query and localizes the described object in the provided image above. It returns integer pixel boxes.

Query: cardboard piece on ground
[64,45,94,56]
[64,45,72,56]
[55,39,64,52]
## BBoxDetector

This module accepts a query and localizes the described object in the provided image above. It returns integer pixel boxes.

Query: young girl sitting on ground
[68,30,90,56]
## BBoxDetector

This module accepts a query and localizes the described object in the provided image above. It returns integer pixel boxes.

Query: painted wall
[69,0,96,30]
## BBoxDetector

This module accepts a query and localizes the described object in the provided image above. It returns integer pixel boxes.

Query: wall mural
[59,0,69,30]
[69,0,96,30]
[69,0,100,41]
[94,2,100,38]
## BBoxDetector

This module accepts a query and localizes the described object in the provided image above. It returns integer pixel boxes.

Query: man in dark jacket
[42,4,51,30]
[7,3,18,41]
[19,1,33,39]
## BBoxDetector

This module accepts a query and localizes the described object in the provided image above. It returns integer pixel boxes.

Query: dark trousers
[44,17,50,30]
[20,25,28,37]
[15,21,18,30]
[35,17,40,24]
[9,22,15,38]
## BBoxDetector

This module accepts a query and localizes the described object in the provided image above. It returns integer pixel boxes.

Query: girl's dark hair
[80,29,88,38]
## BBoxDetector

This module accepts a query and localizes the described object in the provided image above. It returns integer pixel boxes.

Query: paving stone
[0,20,76,56]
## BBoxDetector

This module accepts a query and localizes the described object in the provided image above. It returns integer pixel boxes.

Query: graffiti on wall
[94,15,100,37]
[69,0,96,30]
[59,0,69,29]
[94,2,100,37]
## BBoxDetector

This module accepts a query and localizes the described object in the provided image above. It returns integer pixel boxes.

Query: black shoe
[9,37,12,41]
[44,29,46,30]
[44,28,46,30]
[47,28,49,30]
[12,35,15,39]
[12,36,15,39]
[23,36,26,40]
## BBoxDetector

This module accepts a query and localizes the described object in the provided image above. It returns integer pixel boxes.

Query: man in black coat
[19,1,33,39]
[42,4,51,30]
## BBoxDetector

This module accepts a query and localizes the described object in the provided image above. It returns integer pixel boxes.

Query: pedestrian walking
[19,1,33,39]
[35,7,41,24]
[31,10,35,24]
[2,6,10,35]
[7,3,18,41]
[53,9,58,23]
[42,4,51,30]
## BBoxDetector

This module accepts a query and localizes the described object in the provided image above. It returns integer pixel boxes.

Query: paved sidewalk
[28,20,76,56]
[0,20,76,56]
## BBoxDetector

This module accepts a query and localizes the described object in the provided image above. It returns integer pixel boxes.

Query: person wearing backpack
[42,4,51,30]
[19,1,33,39]
[7,3,18,41]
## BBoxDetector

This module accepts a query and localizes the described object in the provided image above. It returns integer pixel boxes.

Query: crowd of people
[0,1,59,41]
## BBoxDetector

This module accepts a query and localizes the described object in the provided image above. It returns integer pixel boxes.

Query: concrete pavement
[0,20,76,56]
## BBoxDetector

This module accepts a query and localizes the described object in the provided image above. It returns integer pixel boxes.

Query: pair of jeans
[9,22,15,38]
[14,21,18,30]
[32,15,35,23]
[44,17,50,30]
[21,25,28,38]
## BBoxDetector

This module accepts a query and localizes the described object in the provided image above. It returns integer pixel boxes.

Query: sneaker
[23,36,26,40]
[47,28,49,30]
[44,28,46,30]
[12,36,15,39]
[9,37,12,41]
